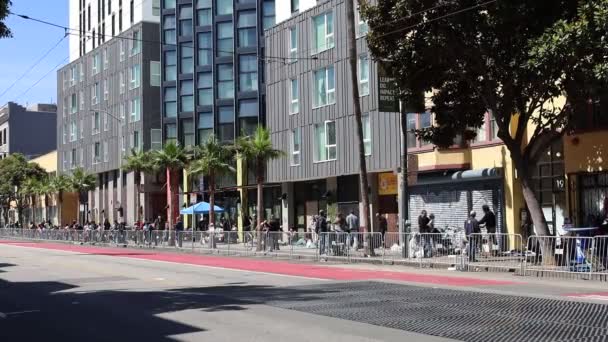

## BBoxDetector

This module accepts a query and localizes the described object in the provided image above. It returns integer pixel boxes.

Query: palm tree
[69,168,96,224]
[189,135,235,231]
[123,149,154,225]
[35,176,53,224]
[235,126,284,250]
[20,177,39,225]
[50,174,71,226]
[151,142,189,229]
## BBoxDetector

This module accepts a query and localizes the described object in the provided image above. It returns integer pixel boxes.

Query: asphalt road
[1,242,608,342]
[0,243,455,342]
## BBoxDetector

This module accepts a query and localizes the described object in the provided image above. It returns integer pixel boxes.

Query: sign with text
[378,172,398,195]
[377,63,400,113]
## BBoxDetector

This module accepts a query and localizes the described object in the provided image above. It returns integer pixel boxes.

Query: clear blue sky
[0,0,68,106]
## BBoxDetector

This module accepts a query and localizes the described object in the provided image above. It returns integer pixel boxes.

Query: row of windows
[290,115,371,166]
[62,98,141,144]
[288,56,369,115]
[163,0,275,29]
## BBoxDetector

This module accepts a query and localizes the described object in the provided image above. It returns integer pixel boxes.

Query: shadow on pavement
[0,278,336,342]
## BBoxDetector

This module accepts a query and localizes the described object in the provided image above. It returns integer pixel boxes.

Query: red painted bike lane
[0,241,515,287]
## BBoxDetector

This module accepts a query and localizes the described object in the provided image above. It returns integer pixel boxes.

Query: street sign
[377,63,400,113]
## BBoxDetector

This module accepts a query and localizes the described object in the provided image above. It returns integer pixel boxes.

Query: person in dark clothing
[317,210,328,255]
[153,215,164,230]
[103,218,111,230]
[464,211,481,261]
[479,204,497,255]
[174,216,184,248]
[268,215,281,251]
[418,210,430,233]
[377,212,388,240]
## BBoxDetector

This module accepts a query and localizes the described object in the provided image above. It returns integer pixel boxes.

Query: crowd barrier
[1,228,606,282]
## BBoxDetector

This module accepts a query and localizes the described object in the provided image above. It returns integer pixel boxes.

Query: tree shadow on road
[0,278,340,341]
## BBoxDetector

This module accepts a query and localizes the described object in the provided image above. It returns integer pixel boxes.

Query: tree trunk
[256,159,264,252]
[58,192,63,227]
[208,174,216,249]
[167,168,175,230]
[135,171,140,227]
[346,0,374,257]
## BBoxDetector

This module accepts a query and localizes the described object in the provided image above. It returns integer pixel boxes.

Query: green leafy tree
[69,168,96,224]
[19,177,40,224]
[361,0,608,241]
[188,135,235,230]
[50,174,71,226]
[235,126,284,250]
[0,0,12,39]
[151,142,189,229]
[0,154,45,225]
[123,149,154,225]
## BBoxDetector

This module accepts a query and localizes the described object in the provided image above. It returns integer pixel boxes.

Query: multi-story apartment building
[159,0,278,225]
[0,102,57,160]
[58,0,162,225]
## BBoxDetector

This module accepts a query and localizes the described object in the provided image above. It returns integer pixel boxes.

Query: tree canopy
[0,0,11,39]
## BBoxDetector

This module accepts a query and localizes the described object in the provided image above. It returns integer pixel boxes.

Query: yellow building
[30,151,78,226]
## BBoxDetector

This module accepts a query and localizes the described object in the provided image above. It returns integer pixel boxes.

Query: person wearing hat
[464,210,481,261]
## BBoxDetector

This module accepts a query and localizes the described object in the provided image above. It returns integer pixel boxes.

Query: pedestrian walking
[174,216,184,248]
[316,210,328,256]
[418,210,430,233]
[346,211,359,250]
[464,211,481,262]
[479,205,497,255]
[377,213,388,249]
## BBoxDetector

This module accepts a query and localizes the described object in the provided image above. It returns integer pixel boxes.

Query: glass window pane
[217,0,233,15]
[197,33,212,67]
[181,45,194,74]
[217,22,234,57]
[198,112,213,128]
[219,107,234,123]
[239,99,258,117]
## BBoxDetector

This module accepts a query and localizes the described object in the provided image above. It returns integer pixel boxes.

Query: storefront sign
[378,172,398,195]
[377,63,400,113]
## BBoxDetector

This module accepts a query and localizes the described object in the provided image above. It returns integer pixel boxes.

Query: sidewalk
[2,239,608,303]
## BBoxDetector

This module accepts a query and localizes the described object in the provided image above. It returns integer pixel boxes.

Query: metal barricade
[414,232,466,268]
[524,235,598,280]
[383,232,420,265]
[466,233,523,272]
[592,235,608,281]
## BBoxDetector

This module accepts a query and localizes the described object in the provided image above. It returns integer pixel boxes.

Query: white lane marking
[154,277,165,281]
[0,242,329,282]
[569,295,608,301]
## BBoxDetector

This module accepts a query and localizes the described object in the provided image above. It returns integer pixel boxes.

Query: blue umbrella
[180,201,224,215]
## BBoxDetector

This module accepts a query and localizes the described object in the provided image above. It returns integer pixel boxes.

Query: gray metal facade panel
[57,22,161,175]
[265,0,400,183]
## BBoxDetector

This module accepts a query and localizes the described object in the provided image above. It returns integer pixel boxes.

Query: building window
[312,11,334,54]
[355,5,368,37]
[181,45,194,74]
[407,112,433,149]
[103,141,109,162]
[79,63,84,82]
[290,78,299,114]
[291,0,299,13]
[314,121,336,162]
[103,111,109,131]
[80,117,84,139]
[129,64,141,89]
[63,97,68,117]
[197,0,211,26]
[197,32,212,67]
[217,22,234,57]
[163,15,176,44]
[163,0,175,9]
[218,64,234,99]
[120,102,127,120]
[218,106,235,141]
[313,66,335,108]
[152,0,161,16]
[119,39,126,61]
[150,61,161,86]
[164,87,177,117]
[91,82,100,105]
[93,111,101,133]
[130,30,141,56]
[104,80,110,101]
[238,99,258,136]
[103,48,109,70]
[359,54,369,96]
[151,129,162,150]
[289,27,297,61]
[70,120,77,142]
[180,119,195,148]
[132,130,140,151]
[164,50,177,81]
[263,1,275,29]
[79,89,85,108]
[237,10,256,48]
[92,53,100,75]
[130,97,141,122]
[475,111,499,142]
[239,55,257,92]
[490,111,499,140]
[198,111,213,144]
[180,80,194,112]
[216,0,232,15]
[197,72,213,106]
[165,123,177,145]
[119,71,125,94]
[71,148,77,168]
[93,142,101,164]
[475,116,488,143]
[71,93,78,114]
[179,5,193,37]
[362,113,371,155]
[291,127,301,166]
